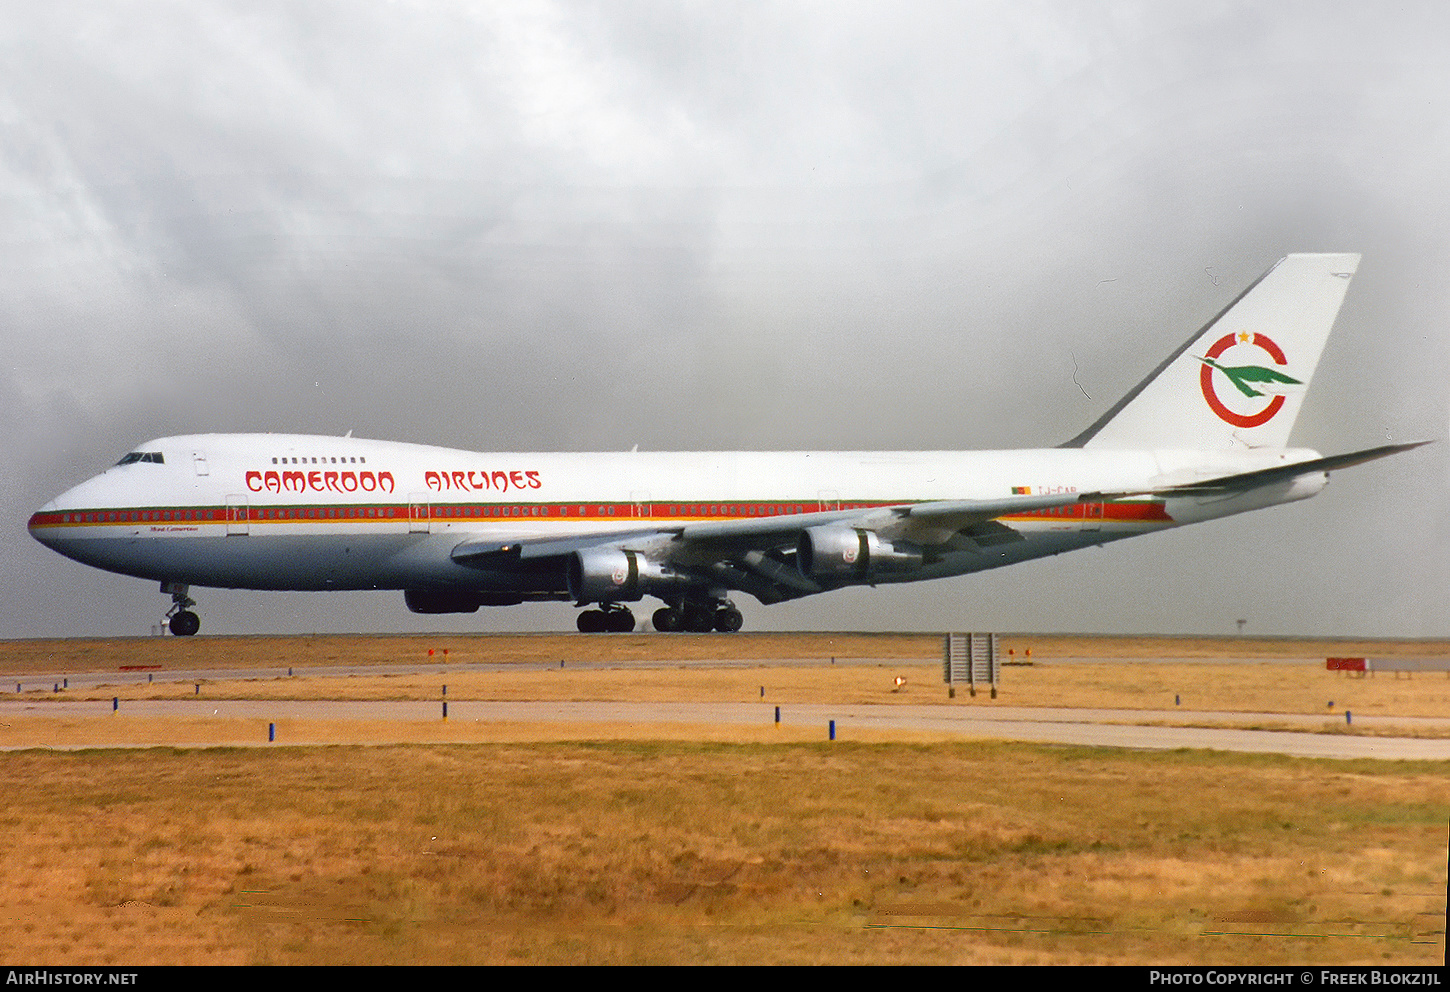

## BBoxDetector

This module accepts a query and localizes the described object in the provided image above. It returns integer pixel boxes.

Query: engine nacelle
[567,548,688,603]
[797,525,925,581]
[404,589,523,613]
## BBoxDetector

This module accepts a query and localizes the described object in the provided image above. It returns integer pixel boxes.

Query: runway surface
[3,696,1448,760]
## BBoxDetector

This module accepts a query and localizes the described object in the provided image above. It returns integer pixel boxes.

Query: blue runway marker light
[775,706,780,725]
[829,720,836,741]
[269,723,275,742]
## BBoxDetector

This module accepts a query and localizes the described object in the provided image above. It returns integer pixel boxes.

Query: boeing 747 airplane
[28,253,1422,635]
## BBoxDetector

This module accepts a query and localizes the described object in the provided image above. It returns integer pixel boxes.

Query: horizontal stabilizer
[1150,441,1429,497]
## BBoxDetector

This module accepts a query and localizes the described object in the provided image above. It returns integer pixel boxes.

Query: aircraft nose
[29,481,117,569]
[28,476,94,548]
[28,498,64,550]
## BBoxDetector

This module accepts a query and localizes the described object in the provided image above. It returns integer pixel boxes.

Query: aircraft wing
[446,516,869,566]
[669,492,1111,551]
[1147,441,1429,497]
[449,491,1096,565]
[450,528,674,564]
[449,491,1101,603]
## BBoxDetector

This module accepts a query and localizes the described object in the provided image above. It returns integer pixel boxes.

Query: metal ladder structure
[943,632,999,698]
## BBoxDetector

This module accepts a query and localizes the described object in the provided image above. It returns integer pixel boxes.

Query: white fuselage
[28,433,1328,598]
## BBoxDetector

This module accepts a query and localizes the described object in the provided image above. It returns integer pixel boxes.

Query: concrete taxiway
[2,696,1447,760]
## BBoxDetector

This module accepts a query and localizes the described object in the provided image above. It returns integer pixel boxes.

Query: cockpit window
[116,451,165,465]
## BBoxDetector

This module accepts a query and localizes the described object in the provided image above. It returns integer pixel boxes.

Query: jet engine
[797,525,924,581]
[567,548,689,603]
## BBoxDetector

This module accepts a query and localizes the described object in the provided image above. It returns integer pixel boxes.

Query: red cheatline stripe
[29,499,898,528]
[30,497,1175,529]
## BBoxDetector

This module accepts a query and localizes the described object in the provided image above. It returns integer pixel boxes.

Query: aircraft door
[1082,502,1104,532]
[226,496,249,536]
[631,491,651,519]
[409,496,431,534]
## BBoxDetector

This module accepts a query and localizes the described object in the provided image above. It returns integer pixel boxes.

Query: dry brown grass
[0,741,1444,965]
[106,661,1450,720]
[0,632,945,676]
[5,631,1450,678]
[1,634,1447,965]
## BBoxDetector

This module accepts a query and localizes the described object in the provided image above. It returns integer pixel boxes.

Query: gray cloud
[4,1,1448,637]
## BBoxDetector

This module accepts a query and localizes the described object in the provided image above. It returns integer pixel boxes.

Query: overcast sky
[4,1,1448,639]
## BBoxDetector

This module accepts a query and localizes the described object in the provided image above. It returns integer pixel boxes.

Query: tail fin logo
[1196,331,1302,428]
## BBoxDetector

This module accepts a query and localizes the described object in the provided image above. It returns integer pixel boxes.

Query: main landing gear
[575,598,744,633]
[650,598,743,634]
[161,582,201,637]
[576,604,637,633]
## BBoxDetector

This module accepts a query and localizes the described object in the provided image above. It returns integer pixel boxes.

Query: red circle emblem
[1199,332,1289,428]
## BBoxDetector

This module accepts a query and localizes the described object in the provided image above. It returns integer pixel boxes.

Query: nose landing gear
[161,582,201,637]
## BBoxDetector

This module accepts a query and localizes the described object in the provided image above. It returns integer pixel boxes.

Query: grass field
[85,661,1450,719]
[6,630,1450,677]
[1,741,1444,965]
[1,633,1446,965]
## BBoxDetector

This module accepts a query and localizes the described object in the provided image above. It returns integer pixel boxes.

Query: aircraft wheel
[577,610,605,633]
[682,602,716,633]
[652,607,682,632]
[169,611,201,637]
[606,607,636,633]
[713,607,744,633]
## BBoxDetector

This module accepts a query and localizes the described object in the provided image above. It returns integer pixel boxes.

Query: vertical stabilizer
[1067,253,1360,449]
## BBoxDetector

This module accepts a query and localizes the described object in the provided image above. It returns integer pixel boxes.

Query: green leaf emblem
[1196,356,1302,398]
